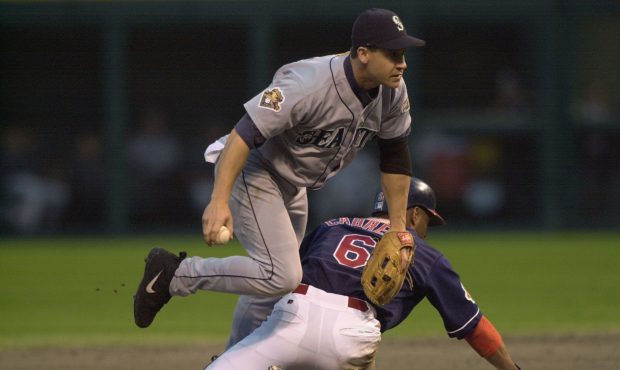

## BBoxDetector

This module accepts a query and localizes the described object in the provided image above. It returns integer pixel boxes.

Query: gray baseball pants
[170,152,308,343]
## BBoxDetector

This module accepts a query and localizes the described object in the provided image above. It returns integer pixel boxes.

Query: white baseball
[216,226,232,244]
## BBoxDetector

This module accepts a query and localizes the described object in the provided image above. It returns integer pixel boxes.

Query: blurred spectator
[487,67,532,121]
[189,173,214,215]
[573,79,620,224]
[1,126,37,175]
[64,132,106,230]
[1,126,69,234]
[308,149,379,227]
[127,107,183,225]
[413,132,472,218]
[413,133,506,222]
[128,107,182,177]
[463,138,505,218]
[573,79,616,125]
[187,119,226,215]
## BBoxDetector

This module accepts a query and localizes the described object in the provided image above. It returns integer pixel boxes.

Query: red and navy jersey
[299,217,481,338]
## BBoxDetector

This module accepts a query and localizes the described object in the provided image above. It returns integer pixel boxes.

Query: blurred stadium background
[1,2,619,369]
[1,0,619,235]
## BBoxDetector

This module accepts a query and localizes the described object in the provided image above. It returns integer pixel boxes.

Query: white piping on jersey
[447,308,480,335]
[308,55,359,189]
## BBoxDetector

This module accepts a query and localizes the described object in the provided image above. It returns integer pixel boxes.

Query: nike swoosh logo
[146,270,163,294]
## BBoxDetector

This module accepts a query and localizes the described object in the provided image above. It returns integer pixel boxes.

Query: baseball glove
[361,231,415,306]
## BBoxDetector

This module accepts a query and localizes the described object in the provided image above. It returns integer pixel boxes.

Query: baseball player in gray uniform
[134,8,426,346]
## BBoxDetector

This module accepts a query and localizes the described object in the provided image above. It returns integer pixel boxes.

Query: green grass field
[1,232,619,348]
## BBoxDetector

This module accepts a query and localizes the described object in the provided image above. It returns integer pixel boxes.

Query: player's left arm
[465,316,521,370]
[379,170,412,274]
[423,256,520,369]
[378,82,413,233]
[378,129,412,234]
[380,171,410,231]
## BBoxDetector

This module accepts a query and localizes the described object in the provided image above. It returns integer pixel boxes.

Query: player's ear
[357,46,371,64]
[412,207,427,225]
[411,207,429,239]
[406,207,416,229]
[411,206,420,224]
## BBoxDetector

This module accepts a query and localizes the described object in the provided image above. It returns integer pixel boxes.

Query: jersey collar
[343,56,380,108]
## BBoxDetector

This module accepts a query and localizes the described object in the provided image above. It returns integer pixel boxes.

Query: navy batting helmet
[371,177,446,226]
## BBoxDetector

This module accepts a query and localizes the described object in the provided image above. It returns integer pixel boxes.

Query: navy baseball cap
[372,177,446,226]
[352,8,426,50]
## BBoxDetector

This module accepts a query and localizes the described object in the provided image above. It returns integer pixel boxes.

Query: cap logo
[392,15,404,31]
[259,88,285,112]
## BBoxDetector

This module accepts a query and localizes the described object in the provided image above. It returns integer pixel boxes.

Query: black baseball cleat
[134,247,187,328]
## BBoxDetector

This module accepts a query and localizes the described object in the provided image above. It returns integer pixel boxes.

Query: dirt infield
[1,333,619,369]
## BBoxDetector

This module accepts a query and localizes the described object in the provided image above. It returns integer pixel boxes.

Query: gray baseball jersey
[246,53,412,189]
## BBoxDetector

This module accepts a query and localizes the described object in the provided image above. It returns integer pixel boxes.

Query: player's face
[368,48,407,89]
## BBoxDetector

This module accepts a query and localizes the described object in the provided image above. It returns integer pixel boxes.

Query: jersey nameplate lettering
[325,217,391,236]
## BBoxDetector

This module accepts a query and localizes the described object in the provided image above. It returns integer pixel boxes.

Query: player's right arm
[423,255,520,369]
[202,128,250,245]
[484,343,521,369]
[465,316,521,369]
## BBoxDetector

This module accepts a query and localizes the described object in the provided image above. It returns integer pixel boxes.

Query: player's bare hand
[400,247,413,273]
[388,229,414,273]
[202,200,233,246]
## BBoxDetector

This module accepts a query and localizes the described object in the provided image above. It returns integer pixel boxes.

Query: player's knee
[268,265,302,295]
[283,266,303,291]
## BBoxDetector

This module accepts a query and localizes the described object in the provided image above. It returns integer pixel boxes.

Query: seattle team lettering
[296,127,375,149]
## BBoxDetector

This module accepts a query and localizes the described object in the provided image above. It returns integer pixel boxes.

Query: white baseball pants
[208,284,381,370]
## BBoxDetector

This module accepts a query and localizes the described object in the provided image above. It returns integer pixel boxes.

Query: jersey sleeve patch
[424,256,481,338]
[401,96,410,113]
[259,87,285,112]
